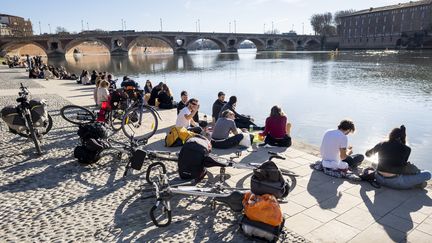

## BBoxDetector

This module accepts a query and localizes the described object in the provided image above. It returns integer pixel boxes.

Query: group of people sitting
[90,74,432,191]
[320,119,431,190]
[3,55,29,68]
[92,75,178,110]
[175,91,292,149]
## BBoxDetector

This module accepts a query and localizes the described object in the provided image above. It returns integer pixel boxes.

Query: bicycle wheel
[60,105,95,125]
[122,106,158,142]
[17,114,53,138]
[109,109,124,132]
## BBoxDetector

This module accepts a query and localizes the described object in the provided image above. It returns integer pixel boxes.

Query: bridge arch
[303,38,321,50]
[276,38,296,51]
[63,37,111,55]
[237,38,265,51]
[1,41,48,56]
[127,35,174,54]
[186,36,227,52]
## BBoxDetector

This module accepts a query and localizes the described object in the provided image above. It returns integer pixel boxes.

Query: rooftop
[341,0,432,18]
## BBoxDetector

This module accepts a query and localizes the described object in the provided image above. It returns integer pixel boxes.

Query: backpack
[110,90,128,110]
[251,161,290,198]
[1,105,26,132]
[74,145,101,165]
[77,122,108,140]
[240,192,284,242]
[178,135,211,180]
[359,167,381,188]
[165,126,196,147]
[29,99,48,127]
[74,123,108,164]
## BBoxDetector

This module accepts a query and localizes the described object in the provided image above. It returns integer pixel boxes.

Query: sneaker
[415,181,427,189]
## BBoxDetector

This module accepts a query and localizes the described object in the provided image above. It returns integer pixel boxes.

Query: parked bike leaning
[0,83,53,155]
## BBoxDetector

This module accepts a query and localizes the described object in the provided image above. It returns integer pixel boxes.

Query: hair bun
[400,125,406,132]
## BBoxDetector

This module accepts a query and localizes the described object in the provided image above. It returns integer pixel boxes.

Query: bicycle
[144,152,296,227]
[120,96,161,143]
[60,90,160,141]
[1,83,53,155]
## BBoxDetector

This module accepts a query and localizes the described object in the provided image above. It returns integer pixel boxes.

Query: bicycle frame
[146,162,244,227]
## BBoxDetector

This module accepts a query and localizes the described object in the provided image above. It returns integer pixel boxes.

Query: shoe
[258,143,267,147]
[415,182,427,189]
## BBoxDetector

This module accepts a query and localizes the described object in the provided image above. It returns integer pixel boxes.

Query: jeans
[211,134,244,149]
[375,170,431,189]
[342,154,364,167]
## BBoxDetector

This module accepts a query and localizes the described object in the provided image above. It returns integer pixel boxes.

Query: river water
[49,50,432,170]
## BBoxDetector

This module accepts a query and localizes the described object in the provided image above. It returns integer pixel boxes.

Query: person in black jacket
[148,82,163,106]
[212,91,227,123]
[157,84,176,109]
[366,125,431,189]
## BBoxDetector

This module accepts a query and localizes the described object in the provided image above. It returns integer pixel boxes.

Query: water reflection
[48,50,432,170]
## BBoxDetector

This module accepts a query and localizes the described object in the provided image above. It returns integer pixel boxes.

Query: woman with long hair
[366,125,431,189]
[259,105,292,147]
[157,83,176,109]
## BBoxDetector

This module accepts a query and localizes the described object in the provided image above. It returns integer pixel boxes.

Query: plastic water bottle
[249,124,253,132]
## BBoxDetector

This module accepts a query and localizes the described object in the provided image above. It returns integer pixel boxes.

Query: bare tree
[310,12,334,36]
[334,9,356,26]
[55,26,68,34]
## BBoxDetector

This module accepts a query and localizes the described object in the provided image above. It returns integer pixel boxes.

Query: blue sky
[2,0,404,34]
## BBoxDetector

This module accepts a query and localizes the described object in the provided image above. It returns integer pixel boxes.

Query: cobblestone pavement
[0,68,43,90]
[0,93,309,242]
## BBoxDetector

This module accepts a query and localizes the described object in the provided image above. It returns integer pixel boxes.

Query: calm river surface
[50,50,432,170]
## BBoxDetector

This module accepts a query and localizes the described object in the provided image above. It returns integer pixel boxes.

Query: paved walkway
[1,66,431,242]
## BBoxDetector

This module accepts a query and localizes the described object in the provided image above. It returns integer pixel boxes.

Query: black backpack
[178,135,211,180]
[74,123,108,165]
[77,122,108,140]
[359,167,381,188]
[251,161,290,199]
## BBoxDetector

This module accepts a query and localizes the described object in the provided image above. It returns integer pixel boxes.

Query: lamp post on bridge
[229,22,231,33]
[38,21,41,35]
[234,20,236,33]
[81,20,84,32]
[264,23,266,33]
[48,24,51,34]
[198,19,200,33]
[160,18,163,31]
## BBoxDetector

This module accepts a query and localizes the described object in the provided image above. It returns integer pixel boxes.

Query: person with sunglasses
[176,98,202,134]
[320,119,364,171]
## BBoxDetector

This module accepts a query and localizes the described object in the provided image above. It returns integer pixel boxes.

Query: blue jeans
[375,170,431,189]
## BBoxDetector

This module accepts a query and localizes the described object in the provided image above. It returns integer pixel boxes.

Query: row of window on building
[339,3,432,39]
[0,14,33,37]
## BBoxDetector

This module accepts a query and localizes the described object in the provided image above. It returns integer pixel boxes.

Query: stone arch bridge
[0,31,322,58]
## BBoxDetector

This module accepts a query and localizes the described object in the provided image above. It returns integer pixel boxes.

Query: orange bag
[242,191,283,227]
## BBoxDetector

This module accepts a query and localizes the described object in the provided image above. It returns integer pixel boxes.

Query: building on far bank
[338,0,432,49]
[0,14,33,37]
[0,23,13,36]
